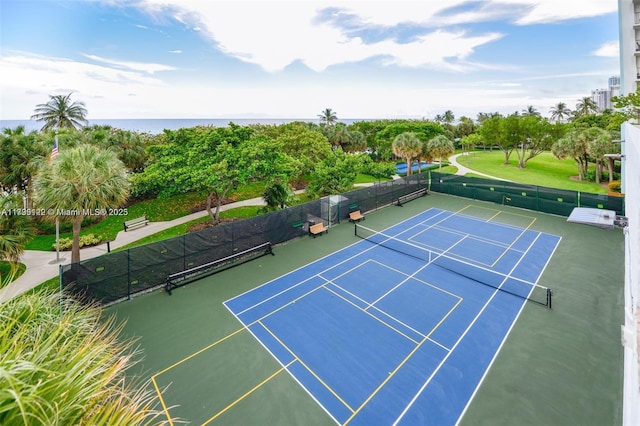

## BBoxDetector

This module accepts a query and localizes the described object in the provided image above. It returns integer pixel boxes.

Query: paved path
[0,195,271,303]
[0,168,481,303]
[448,152,510,180]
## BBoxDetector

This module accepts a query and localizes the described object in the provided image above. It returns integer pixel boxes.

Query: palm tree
[427,135,455,171]
[392,132,423,176]
[318,108,338,126]
[549,102,572,122]
[0,289,166,424]
[0,194,33,286]
[522,105,541,117]
[323,122,350,150]
[31,93,88,131]
[262,182,293,210]
[33,145,130,263]
[442,110,455,124]
[573,97,599,118]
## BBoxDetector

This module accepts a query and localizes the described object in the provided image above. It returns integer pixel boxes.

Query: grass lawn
[456,151,608,194]
[354,173,393,184]
[0,261,26,288]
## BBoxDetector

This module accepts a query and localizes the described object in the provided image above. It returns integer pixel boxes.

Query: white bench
[123,215,149,231]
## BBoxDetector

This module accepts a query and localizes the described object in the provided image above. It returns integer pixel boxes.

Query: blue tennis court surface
[224,208,561,425]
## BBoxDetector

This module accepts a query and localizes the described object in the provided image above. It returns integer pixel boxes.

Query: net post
[547,288,552,309]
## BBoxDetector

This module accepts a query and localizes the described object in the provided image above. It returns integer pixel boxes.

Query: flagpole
[55,216,61,263]
[50,132,65,264]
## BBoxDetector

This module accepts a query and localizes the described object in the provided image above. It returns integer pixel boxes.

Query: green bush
[608,180,621,193]
[53,234,103,250]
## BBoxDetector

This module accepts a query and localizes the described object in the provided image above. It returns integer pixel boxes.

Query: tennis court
[222,207,559,425]
[111,193,623,425]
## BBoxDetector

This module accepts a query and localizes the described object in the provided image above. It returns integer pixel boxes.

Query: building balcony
[635,12,640,26]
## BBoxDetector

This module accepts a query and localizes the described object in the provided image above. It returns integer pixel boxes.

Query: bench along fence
[429,172,625,216]
[61,172,429,305]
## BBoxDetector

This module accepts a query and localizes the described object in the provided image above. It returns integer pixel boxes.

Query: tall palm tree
[33,145,130,263]
[31,93,88,131]
[573,97,599,118]
[392,132,423,176]
[427,135,455,171]
[318,108,338,126]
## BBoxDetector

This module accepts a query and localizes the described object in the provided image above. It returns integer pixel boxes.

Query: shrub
[608,180,621,193]
[53,233,103,250]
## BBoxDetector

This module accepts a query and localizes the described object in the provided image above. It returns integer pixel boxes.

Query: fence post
[127,249,131,300]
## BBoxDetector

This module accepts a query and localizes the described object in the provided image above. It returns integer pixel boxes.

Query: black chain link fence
[61,172,428,305]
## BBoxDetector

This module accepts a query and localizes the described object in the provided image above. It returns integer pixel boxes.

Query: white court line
[226,208,449,315]
[455,233,562,426]
[392,231,545,426]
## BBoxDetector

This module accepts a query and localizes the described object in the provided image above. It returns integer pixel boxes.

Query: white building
[591,77,621,112]
[591,88,613,112]
[619,0,639,95]
[618,2,639,425]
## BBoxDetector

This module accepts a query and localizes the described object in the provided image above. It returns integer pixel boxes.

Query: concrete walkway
[448,152,510,181]
[0,195,271,303]
[0,165,492,303]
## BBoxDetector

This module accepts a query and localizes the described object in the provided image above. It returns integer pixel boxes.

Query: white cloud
[592,41,619,57]
[506,0,617,24]
[82,54,176,74]
[121,1,616,73]
[126,1,503,72]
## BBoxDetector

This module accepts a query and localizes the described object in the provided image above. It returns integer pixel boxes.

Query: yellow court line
[152,375,174,426]
[201,361,293,425]
[487,210,502,222]
[153,327,246,378]
[259,319,356,413]
[151,327,248,425]
[343,296,463,425]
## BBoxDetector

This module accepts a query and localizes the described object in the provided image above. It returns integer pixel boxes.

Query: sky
[0,0,620,121]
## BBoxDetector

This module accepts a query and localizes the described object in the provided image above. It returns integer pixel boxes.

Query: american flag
[51,137,58,160]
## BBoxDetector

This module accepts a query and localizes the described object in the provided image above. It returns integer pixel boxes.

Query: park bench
[396,188,428,206]
[309,222,328,238]
[123,215,149,231]
[349,210,365,222]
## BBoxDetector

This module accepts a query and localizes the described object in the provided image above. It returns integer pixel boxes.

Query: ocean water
[0,118,362,134]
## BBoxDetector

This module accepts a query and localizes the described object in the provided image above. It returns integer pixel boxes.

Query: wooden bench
[123,215,149,231]
[396,188,428,206]
[349,210,365,222]
[309,222,328,238]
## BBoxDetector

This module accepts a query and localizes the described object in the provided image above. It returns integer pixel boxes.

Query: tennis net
[354,223,552,308]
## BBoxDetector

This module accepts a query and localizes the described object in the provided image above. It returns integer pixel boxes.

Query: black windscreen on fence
[62,171,624,305]
[429,172,625,217]
[61,172,429,305]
